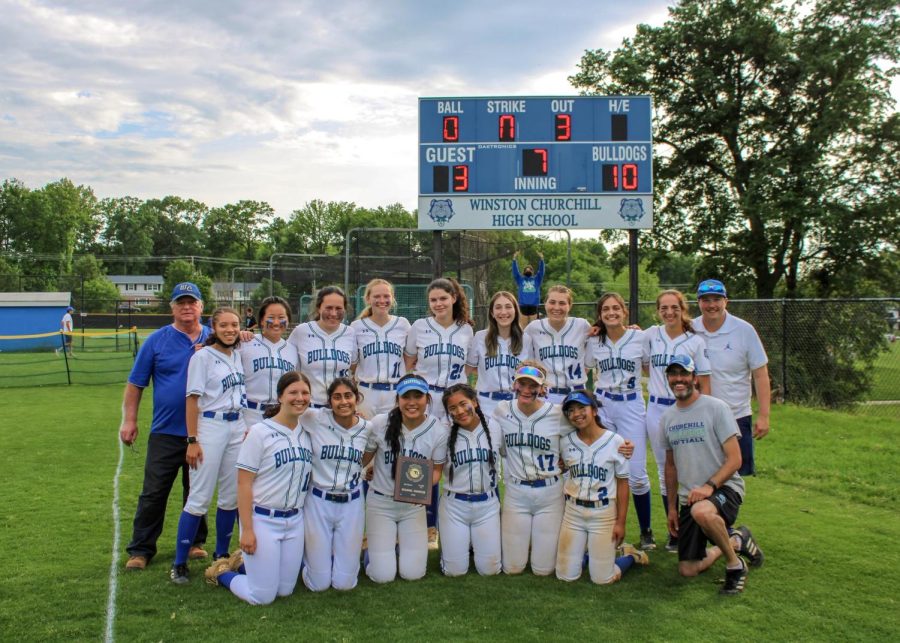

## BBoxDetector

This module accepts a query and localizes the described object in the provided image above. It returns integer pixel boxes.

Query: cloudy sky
[0,0,672,217]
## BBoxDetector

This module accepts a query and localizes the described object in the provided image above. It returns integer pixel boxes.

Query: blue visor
[397,376,429,396]
[514,365,544,384]
[562,391,594,409]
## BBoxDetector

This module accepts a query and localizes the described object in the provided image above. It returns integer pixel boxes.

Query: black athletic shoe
[720,561,747,595]
[735,525,765,567]
[639,529,656,550]
[170,563,190,585]
[665,534,679,552]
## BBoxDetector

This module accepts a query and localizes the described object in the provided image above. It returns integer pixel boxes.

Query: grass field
[2,385,898,642]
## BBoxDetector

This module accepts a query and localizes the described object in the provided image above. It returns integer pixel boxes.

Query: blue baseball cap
[66,306,75,312]
[171,282,202,302]
[562,390,599,411]
[665,354,696,374]
[697,279,727,299]
[396,376,429,396]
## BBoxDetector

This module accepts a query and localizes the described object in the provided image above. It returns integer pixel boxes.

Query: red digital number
[443,116,459,142]
[536,148,548,174]
[555,114,571,141]
[498,114,516,141]
[453,165,469,191]
[622,164,638,190]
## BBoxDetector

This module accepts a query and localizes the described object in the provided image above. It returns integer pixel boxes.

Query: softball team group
[175,278,718,604]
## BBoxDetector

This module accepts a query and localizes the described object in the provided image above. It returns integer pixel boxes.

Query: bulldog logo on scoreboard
[618,198,645,224]
[428,199,455,227]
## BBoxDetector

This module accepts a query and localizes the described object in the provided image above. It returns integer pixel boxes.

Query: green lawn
[868,339,900,402]
[1,386,898,641]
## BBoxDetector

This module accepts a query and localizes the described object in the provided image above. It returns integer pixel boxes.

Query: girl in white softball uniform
[362,375,448,583]
[204,371,313,604]
[465,291,529,419]
[643,289,711,546]
[523,285,591,404]
[493,362,569,576]
[439,384,504,576]
[289,286,356,407]
[585,292,654,549]
[301,378,372,592]
[556,390,648,585]
[351,279,411,419]
[171,308,246,584]
[239,296,298,429]
[404,277,473,550]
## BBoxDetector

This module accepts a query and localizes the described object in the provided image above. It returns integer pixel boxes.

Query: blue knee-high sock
[174,511,203,565]
[426,483,439,528]
[633,492,651,532]
[615,555,635,574]
[218,571,238,589]
[215,508,238,557]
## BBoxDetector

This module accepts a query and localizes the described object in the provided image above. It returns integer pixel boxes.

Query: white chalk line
[104,438,125,643]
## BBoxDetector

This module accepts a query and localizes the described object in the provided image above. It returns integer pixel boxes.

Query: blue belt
[566,494,601,508]
[359,381,397,391]
[649,395,676,406]
[310,403,327,409]
[371,489,387,497]
[202,411,241,421]
[429,384,446,393]
[548,385,585,395]
[479,391,514,401]
[447,490,495,502]
[513,476,559,488]
[254,505,299,518]
[598,390,638,402]
[246,400,274,411]
[312,487,361,503]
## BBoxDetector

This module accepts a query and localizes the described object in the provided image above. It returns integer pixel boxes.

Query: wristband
[706,480,718,492]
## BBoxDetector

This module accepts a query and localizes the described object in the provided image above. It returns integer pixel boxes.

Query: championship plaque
[393,456,434,505]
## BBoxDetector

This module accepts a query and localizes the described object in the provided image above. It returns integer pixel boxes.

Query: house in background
[107,275,164,308]
[213,281,262,307]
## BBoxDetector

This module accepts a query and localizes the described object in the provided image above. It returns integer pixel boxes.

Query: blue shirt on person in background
[512,258,545,307]
[128,324,210,437]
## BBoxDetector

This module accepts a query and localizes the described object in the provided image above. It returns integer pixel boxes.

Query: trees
[202,200,273,261]
[570,0,899,298]
[161,260,215,313]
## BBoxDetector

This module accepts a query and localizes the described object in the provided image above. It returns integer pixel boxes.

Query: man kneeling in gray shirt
[662,355,765,595]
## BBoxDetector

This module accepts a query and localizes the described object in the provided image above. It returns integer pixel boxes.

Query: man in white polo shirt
[692,280,770,476]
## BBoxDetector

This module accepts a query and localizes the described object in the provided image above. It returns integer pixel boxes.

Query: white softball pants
[438,491,501,576]
[302,491,365,591]
[365,490,428,583]
[228,510,304,605]
[501,480,564,576]
[597,392,651,495]
[184,417,243,515]
[556,499,620,585]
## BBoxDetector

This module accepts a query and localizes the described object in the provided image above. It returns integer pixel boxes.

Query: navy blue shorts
[736,415,755,476]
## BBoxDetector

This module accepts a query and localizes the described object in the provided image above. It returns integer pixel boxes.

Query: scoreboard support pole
[433,231,443,278]
[628,229,639,325]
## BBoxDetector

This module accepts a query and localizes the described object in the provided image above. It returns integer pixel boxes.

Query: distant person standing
[244,307,257,331]
[59,306,74,356]
[512,250,545,324]
[692,279,770,476]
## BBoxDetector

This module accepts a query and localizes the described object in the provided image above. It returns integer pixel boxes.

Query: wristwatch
[706,479,718,492]
[186,436,198,445]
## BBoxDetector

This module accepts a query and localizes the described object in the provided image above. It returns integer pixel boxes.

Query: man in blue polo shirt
[120,282,211,571]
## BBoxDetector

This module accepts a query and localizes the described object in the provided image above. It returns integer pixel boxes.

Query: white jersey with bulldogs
[466,330,529,394]
[586,329,645,394]
[493,401,570,482]
[561,430,629,503]
[302,408,371,493]
[643,325,711,399]
[524,318,591,393]
[365,413,449,496]
[239,336,298,426]
[405,318,473,390]
[352,315,410,384]
[186,346,246,413]
[352,315,410,417]
[237,419,313,510]
[444,422,505,495]
[289,322,356,406]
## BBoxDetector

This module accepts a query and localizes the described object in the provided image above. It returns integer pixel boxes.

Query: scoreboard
[418,96,653,231]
